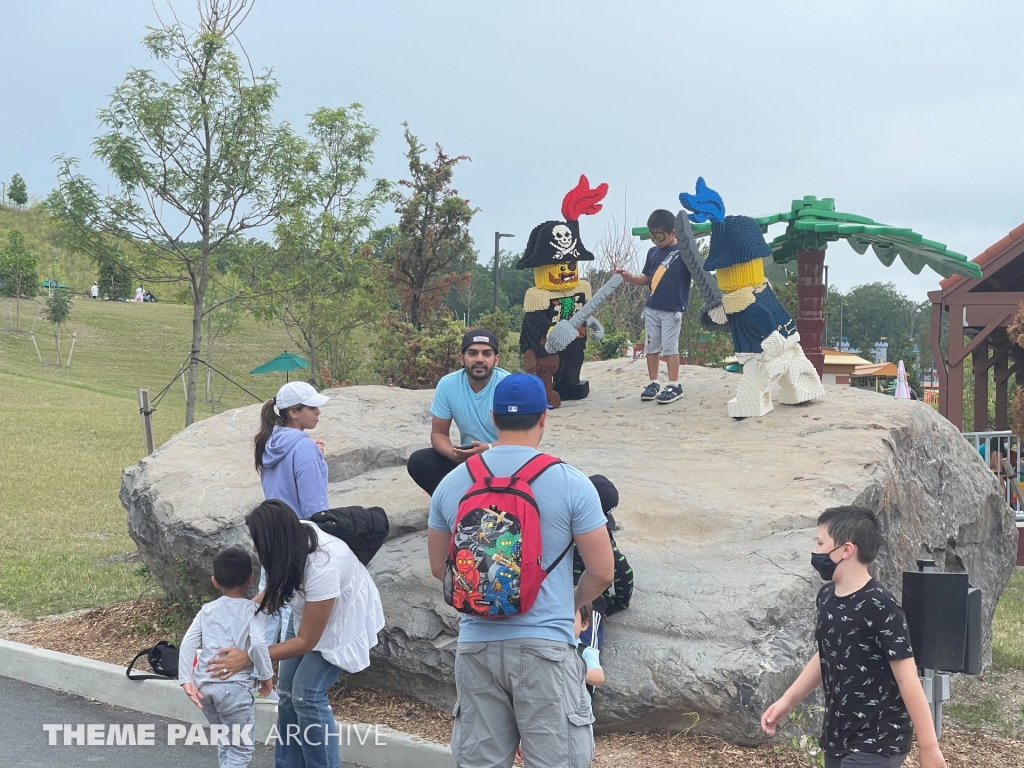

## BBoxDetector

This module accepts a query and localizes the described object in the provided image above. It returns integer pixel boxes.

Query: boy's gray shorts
[451,638,594,768]
[643,307,682,357]
[825,752,907,768]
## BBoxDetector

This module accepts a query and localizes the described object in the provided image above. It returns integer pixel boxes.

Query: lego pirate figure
[517,175,609,407]
[680,181,825,418]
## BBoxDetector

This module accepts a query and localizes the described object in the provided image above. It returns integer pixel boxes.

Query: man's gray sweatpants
[200,681,256,768]
[452,638,594,768]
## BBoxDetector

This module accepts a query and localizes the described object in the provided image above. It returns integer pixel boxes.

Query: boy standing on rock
[761,507,946,768]
[615,208,692,404]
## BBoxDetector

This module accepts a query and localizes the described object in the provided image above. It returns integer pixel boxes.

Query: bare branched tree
[589,216,647,341]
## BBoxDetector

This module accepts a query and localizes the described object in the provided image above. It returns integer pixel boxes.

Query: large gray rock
[121,361,1017,743]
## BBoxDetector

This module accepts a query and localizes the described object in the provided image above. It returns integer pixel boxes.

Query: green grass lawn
[0,297,299,415]
[0,298,302,617]
[993,568,1024,670]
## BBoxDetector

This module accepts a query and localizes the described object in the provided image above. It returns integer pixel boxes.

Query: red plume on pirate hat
[517,175,609,269]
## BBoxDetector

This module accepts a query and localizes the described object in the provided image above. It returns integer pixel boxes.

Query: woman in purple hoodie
[255,382,330,518]
[254,381,331,647]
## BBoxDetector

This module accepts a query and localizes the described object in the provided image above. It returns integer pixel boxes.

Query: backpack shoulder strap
[512,453,562,485]
[545,538,575,575]
[126,646,163,681]
[465,453,492,484]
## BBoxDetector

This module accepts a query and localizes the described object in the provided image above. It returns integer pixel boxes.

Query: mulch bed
[6,599,1023,767]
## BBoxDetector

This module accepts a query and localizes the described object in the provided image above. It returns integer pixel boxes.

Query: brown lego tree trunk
[795,248,826,378]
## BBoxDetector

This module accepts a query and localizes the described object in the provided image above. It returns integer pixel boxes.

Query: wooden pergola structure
[929,223,1024,431]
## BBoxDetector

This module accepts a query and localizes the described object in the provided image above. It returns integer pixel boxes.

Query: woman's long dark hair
[254,399,300,475]
[247,499,318,616]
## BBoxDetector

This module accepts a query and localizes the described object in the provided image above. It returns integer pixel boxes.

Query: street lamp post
[909,305,923,339]
[494,232,515,309]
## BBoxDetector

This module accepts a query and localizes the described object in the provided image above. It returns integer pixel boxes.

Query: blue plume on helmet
[679,177,725,224]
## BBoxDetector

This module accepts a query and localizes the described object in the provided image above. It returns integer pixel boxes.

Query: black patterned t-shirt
[816,578,914,757]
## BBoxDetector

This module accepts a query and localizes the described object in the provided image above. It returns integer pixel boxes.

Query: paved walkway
[0,676,362,767]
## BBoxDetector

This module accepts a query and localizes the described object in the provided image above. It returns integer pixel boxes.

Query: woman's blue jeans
[275,617,344,768]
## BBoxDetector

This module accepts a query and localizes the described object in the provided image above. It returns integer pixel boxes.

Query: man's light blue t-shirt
[430,368,510,445]
[428,445,607,644]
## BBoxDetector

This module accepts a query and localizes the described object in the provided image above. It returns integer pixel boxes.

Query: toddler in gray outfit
[179,547,273,768]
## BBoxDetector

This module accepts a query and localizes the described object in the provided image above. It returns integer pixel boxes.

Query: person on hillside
[426,372,615,768]
[406,328,510,495]
[209,500,384,768]
[135,285,145,302]
[90,282,99,299]
[254,381,330,646]
[614,208,693,404]
[179,547,273,768]
[761,506,947,768]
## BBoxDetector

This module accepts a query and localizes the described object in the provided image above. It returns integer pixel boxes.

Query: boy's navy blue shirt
[641,244,691,313]
[816,578,915,758]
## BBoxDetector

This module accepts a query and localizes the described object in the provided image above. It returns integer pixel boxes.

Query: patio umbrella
[894,360,912,399]
[250,351,310,382]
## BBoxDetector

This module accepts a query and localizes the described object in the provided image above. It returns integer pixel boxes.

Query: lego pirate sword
[674,211,728,332]
[544,273,624,353]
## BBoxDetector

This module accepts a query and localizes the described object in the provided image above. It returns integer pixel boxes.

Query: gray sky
[2,1,1021,301]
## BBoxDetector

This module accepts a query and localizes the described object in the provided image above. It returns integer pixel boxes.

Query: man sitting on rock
[406,329,510,495]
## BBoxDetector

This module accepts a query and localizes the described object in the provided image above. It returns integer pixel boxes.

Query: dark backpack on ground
[126,640,179,681]
[443,453,570,618]
[309,505,390,566]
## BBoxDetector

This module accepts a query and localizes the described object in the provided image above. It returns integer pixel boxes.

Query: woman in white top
[210,500,384,768]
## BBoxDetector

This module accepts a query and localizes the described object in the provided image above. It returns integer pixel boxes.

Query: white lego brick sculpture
[727,331,826,419]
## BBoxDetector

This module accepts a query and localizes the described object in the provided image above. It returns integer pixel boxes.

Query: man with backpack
[427,372,614,768]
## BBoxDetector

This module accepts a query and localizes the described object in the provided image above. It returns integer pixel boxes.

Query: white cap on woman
[275,381,329,410]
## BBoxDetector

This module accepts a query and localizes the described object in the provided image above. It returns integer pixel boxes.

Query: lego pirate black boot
[553,337,590,401]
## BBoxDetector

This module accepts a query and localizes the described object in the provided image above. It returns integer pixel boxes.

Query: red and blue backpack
[444,453,572,618]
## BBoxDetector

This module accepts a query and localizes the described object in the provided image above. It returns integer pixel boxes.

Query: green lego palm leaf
[763,197,981,279]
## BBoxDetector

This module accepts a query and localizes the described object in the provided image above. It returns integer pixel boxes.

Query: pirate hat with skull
[516,175,609,270]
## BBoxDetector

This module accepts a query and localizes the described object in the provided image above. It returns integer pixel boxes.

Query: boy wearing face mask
[760,506,947,768]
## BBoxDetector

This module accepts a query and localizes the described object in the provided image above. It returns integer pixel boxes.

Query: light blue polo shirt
[428,445,607,644]
[430,368,510,445]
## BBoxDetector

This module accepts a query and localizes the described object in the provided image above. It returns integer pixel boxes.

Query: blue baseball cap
[492,373,553,415]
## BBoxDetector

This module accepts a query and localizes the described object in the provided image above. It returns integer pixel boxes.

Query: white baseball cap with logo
[275,381,330,410]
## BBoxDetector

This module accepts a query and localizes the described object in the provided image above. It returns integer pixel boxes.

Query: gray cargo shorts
[643,307,682,357]
[451,638,594,768]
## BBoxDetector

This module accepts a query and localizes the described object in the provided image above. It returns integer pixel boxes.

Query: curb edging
[0,639,453,767]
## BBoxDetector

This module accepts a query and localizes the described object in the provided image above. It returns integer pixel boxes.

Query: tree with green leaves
[243,106,390,385]
[7,174,27,207]
[47,0,305,426]
[44,288,72,366]
[0,229,38,330]
[384,126,477,330]
[96,243,134,300]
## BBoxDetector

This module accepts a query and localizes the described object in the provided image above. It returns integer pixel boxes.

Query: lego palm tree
[635,195,981,376]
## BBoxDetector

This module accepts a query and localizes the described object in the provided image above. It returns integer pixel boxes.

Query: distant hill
[0,204,98,296]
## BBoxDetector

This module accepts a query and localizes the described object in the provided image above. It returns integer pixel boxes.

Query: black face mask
[811,544,845,581]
